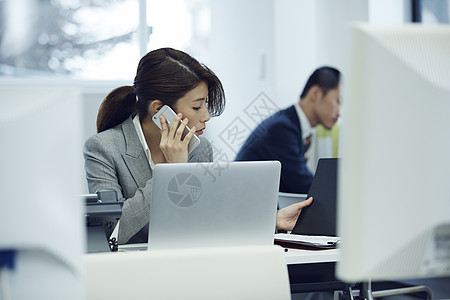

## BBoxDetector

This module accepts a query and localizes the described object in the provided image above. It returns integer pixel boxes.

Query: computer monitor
[337,23,450,282]
[0,81,85,299]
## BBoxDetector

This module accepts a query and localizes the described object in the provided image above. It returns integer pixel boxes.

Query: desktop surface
[115,241,449,298]
[119,242,340,264]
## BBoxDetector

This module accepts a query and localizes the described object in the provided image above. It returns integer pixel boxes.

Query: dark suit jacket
[235,105,313,194]
[83,116,213,244]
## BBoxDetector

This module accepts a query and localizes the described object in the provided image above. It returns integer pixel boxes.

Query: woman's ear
[150,100,164,115]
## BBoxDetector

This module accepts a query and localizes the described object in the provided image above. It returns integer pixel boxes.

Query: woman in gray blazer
[83,48,225,244]
[84,47,312,245]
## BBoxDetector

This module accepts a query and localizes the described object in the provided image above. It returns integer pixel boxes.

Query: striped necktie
[304,134,312,160]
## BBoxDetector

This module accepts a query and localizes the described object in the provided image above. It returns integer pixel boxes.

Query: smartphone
[152,105,201,153]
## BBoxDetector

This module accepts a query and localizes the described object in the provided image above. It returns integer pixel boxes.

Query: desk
[117,244,447,298]
[118,244,340,261]
[284,248,339,265]
[118,244,340,265]
[86,245,292,299]
[118,243,344,295]
[283,247,449,299]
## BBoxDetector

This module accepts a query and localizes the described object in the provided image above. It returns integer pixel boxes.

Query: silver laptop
[147,160,281,250]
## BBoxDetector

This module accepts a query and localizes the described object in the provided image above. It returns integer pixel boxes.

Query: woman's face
[173,81,210,136]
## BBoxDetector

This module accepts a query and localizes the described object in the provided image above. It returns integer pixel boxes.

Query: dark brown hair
[96,48,225,133]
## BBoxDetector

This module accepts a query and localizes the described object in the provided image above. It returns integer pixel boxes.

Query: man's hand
[276,197,313,231]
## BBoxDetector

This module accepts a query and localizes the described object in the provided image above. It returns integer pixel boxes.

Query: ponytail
[96,86,136,133]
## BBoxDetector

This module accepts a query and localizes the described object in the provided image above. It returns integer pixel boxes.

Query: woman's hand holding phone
[153,105,201,156]
[158,113,196,163]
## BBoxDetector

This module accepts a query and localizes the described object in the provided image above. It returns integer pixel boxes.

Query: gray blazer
[83,116,213,244]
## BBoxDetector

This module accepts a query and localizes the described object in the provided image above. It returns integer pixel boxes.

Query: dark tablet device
[291,158,338,236]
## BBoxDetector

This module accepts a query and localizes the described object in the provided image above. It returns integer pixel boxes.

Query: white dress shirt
[133,115,156,170]
[294,102,312,142]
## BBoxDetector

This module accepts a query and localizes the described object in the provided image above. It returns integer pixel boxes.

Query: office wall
[274,0,317,109]
[204,0,276,161]
[78,0,396,162]
[79,81,129,140]
[1,0,411,163]
[273,0,368,109]
[369,0,412,24]
[204,0,372,162]
[272,0,410,111]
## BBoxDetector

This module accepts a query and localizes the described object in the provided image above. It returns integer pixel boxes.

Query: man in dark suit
[235,66,341,194]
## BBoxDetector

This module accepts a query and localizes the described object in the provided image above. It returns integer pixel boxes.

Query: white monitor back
[337,24,450,282]
[0,81,85,299]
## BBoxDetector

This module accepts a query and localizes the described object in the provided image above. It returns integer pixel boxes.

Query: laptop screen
[291,158,338,236]
[148,161,281,250]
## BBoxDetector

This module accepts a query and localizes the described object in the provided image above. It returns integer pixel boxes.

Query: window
[0,0,211,79]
